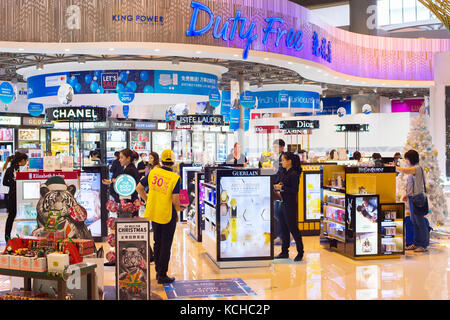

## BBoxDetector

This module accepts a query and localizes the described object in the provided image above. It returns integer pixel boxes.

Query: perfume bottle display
[219,175,271,258]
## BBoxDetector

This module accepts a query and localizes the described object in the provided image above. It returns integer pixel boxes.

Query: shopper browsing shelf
[102,148,140,216]
[396,149,430,252]
[3,152,28,243]
[136,149,186,284]
[145,152,161,177]
[273,152,304,262]
[226,143,248,167]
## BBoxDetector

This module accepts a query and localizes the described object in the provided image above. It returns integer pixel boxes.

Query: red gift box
[63,239,95,257]
[3,238,24,254]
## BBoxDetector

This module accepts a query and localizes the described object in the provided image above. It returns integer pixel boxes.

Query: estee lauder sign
[46,107,107,122]
[176,115,224,126]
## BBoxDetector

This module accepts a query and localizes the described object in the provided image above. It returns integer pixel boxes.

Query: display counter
[201,167,273,268]
[298,163,337,236]
[320,165,405,259]
[179,163,202,222]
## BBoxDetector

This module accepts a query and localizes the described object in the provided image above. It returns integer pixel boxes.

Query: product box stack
[0,289,53,300]
[0,235,94,274]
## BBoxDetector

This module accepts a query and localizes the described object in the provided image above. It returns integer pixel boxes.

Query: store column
[430,51,450,179]
[349,0,378,36]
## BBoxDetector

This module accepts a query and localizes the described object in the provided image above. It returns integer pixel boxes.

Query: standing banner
[220,91,231,122]
[244,108,251,131]
[116,218,150,300]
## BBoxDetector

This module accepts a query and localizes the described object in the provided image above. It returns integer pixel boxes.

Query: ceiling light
[233,54,239,57]
[36,62,44,70]
[154,48,160,52]
[18,48,24,51]
[171,57,180,65]
[398,88,403,94]
[264,57,269,61]
[288,61,293,65]
[78,56,86,64]
[342,96,347,101]
[373,88,377,93]
[257,81,263,88]
[413,91,417,96]
[305,65,310,69]
[381,83,386,86]
[322,93,326,98]
[64,48,70,52]
[345,79,350,82]
[300,79,305,85]
[108,48,115,51]
[195,51,202,54]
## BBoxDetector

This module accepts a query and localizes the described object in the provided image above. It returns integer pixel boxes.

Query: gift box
[42,231,65,242]
[31,257,47,272]
[19,256,32,271]
[69,239,95,256]
[3,238,25,254]
[47,253,69,273]
[0,255,10,269]
[9,256,21,270]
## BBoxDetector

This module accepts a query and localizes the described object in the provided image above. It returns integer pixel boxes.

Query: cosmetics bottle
[230,198,238,243]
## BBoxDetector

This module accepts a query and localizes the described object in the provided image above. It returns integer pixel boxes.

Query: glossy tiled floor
[1,223,449,300]
[108,224,449,300]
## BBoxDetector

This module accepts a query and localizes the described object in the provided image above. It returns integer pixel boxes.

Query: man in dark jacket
[272,139,286,245]
[109,151,122,202]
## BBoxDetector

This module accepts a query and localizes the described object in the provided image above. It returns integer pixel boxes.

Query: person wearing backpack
[396,149,429,252]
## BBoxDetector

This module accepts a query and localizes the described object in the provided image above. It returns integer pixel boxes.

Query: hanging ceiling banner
[254,90,320,113]
[220,90,231,123]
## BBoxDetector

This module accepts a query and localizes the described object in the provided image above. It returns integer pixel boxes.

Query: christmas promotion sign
[219,172,272,259]
[116,218,150,300]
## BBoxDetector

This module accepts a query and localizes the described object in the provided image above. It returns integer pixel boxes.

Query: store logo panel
[112,11,164,25]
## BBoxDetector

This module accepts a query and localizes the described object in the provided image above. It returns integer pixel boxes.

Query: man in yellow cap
[136,149,185,284]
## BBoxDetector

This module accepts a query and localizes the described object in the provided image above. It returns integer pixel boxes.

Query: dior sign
[279,120,319,130]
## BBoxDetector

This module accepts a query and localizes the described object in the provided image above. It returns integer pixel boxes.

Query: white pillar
[430,52,450,179]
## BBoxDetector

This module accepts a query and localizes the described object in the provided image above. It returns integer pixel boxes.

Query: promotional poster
[116,220,150,300]
[77,172,102,237]
[355,196,378,255]
[219,175,271,259]
[305,174,321,220]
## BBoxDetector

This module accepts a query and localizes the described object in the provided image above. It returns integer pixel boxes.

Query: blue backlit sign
[185,1,331,61]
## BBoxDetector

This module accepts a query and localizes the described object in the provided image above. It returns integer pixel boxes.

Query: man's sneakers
[294,253,303,262]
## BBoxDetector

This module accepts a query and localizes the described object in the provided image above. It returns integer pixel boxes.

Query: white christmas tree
[396,108,448,228]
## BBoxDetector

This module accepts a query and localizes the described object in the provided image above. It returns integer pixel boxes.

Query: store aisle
[101,224,449,300]
[1,224,448,300]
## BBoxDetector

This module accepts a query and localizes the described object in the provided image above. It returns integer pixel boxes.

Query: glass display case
[50,130,70,155]
[107,131,127,164]
[172,130,192,162]
[152,131,171,156]
[192,131,204,163]
[130,131,151,153]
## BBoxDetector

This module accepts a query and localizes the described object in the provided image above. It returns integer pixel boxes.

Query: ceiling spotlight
[64,48,70,52]
[373,88,377,93]
[342,96,347,101]
[413,91,417,96]
[322,93,326,98]
[257,81,263,88]
[233,54,239,57]
[154,48,160,52]
[108,48,115,51]
[195,51,202,54]
[171,57,180,65]
[263,57,269,61]
[78,56,86,64]
[36,62,44,70]
[398,88,403,94]
[345,79,350,82]
[288,61,293,65]
[305,65,310,69]
[18,48,24,51]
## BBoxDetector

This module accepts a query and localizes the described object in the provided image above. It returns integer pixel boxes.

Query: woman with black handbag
[396,149,430,252]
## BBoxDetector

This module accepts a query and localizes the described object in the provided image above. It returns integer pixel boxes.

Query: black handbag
[411,167,429,216]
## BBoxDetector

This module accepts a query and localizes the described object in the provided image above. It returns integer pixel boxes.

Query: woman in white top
[396,149,429,252]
